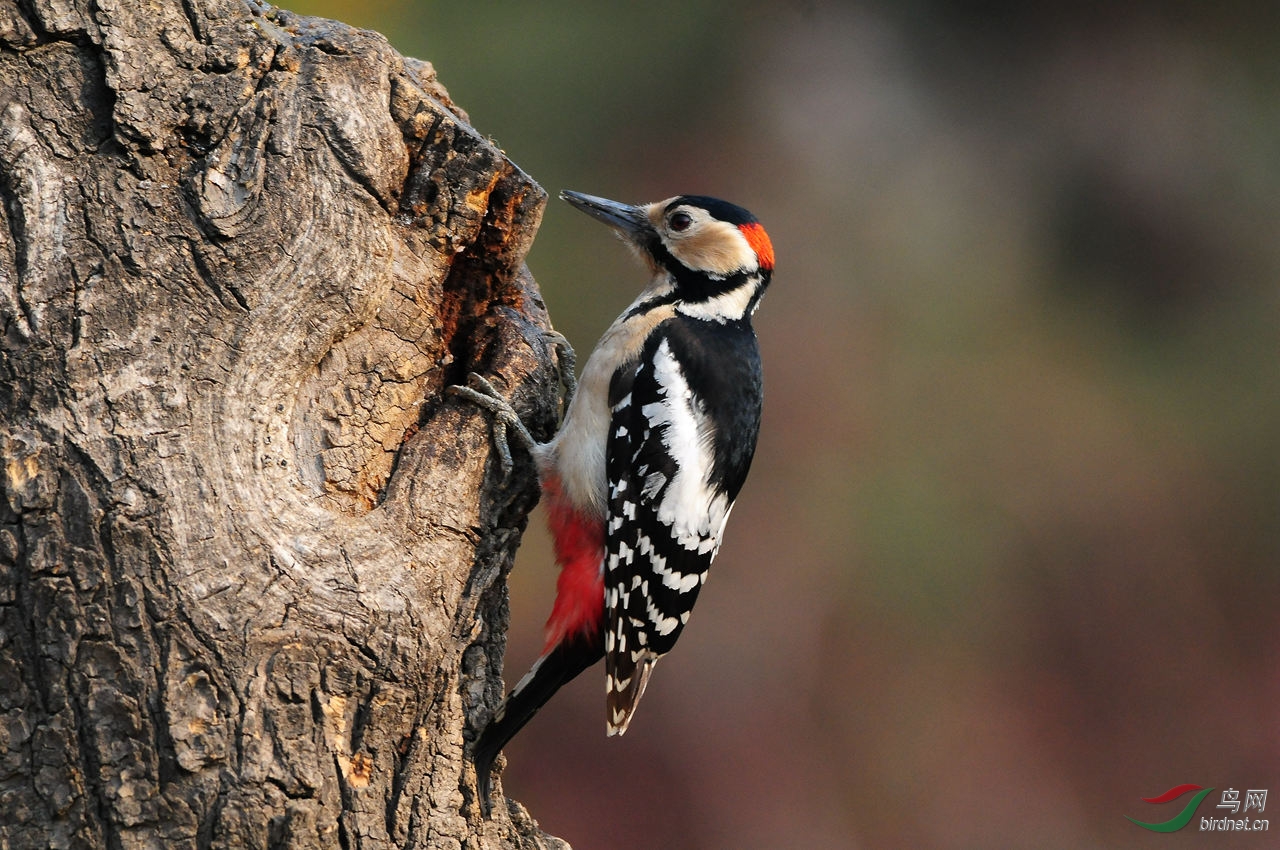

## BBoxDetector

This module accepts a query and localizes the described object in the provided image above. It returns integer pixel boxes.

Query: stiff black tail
[474,632,604,817]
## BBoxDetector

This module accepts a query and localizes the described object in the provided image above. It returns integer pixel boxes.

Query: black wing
[603,317,763,734]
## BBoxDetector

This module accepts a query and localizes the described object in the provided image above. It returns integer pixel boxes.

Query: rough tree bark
[0,1,569,847]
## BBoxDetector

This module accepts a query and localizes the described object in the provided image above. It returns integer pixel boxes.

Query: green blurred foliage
[280,2,1280,847]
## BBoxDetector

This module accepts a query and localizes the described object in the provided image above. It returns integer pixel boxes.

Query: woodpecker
[454,190,774,816]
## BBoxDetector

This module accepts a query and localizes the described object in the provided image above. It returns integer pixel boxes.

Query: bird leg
[448,373,537,477]
[448,331,575,476]
[542,329,577,413]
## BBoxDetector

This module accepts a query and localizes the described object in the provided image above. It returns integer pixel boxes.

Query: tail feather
[606,650,657,736]
[473,632,604,817]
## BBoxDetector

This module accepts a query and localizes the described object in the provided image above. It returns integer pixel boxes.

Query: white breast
[537,284,675,518]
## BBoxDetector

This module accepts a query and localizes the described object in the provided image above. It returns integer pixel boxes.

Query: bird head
[561,191,774,314]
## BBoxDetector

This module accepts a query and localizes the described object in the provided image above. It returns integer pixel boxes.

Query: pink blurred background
[285,2,1280,846]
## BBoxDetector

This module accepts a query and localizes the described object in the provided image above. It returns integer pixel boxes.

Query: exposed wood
[0,1,566,847]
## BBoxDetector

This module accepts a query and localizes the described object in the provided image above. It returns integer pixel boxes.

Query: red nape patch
[739,221,775,271]
[540,475,606,653]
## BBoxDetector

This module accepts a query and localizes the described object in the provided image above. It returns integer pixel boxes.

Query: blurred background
[284,2,1279,846]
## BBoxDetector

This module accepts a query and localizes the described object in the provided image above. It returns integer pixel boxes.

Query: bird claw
[542,330,577,413]
[448,373,537,478]
[448,331,571,477]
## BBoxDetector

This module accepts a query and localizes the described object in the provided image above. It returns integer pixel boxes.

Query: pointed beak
[560,191,650,240]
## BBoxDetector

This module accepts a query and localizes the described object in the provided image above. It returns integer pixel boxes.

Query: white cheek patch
[662,219,758,278]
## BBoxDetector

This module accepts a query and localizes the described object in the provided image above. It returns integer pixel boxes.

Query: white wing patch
[640,338,731,554]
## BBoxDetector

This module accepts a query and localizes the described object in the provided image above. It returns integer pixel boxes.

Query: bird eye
[668,211,693,232]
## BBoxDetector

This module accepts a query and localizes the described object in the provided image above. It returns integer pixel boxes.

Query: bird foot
[542,329,577,414]
[449,332,572,476]
[448,373,537,478]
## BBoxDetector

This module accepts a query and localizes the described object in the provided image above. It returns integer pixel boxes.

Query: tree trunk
[0,2,567,847]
